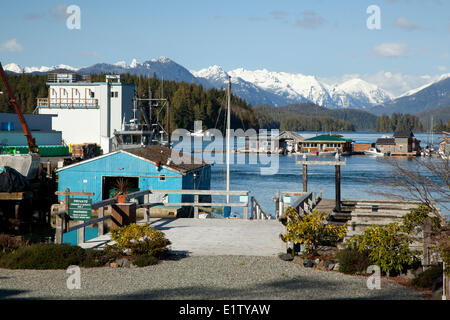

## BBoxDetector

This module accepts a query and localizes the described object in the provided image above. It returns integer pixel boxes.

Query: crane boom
[0,62,39,154]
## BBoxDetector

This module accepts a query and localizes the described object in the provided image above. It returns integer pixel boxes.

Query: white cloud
[372,43,409,57]
[0,39,23,52]
[395,17,420,31]
[438,66,447,71]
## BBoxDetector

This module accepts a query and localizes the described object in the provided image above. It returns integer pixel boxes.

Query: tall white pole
[226,77,231,203]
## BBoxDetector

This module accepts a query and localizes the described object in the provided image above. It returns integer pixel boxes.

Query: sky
[1,0,449,96]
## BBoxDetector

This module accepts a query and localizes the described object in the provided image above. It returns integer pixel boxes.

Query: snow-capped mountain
[329,79,393,109]
[4,63,78,74]
[4,57,396,109]
[397,73,450,99]
[192,65,289,106]
[196,66,393,109]
[78,57,198,83]
[228,68,332,106]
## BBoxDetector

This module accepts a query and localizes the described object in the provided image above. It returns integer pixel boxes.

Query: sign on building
[69,198,92,221]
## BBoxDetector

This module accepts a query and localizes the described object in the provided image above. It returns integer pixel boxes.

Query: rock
[303,259,314,268]
[314,258,320,265]
[332,263,340,271]
[400,269,416,280]
[278,253,294,262]
[116,258,131,268]
[324,261,335,270]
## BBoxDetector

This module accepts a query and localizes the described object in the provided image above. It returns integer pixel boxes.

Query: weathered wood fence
[53,189,251,244]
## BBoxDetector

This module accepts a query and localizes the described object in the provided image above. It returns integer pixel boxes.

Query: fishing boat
[364,147,384,157]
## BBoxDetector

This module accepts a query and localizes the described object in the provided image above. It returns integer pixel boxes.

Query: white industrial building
[37,74,136,154]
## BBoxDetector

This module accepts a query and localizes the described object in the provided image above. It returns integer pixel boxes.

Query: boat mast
[226,76,231,203]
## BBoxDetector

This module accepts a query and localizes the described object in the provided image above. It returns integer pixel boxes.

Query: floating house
[439,131,449,158]
[56,145,211,205]
[37,73,136,154]
[376,131,421,156]
[299,134,352,154]
[276,131,304,153]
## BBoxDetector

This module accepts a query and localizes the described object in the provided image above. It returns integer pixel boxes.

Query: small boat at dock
[364,147,384,157]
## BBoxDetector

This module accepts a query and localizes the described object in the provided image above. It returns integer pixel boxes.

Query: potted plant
[114,178,130,203]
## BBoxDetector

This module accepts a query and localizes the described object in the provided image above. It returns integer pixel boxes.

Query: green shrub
[344,223,419,275]
[412,265,443,288]
[402,205,441,234]
[0,243,85,269]
[336,248,371,274]
[281,208,347,255]
[132,254,159,267]
[110,223,171,257]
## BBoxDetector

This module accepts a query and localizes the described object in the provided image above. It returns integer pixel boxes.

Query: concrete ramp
[80,218,286,256]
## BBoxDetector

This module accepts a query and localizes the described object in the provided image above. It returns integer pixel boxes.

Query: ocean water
[174,131,448,217]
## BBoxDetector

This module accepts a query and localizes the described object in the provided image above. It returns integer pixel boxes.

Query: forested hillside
[253,103,378,131]
[376,113,424,133]
[0,72,259,132]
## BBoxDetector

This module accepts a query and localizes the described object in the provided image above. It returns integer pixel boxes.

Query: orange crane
[0,62,39,154]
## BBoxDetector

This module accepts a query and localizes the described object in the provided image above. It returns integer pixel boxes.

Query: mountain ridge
[4,57,448,114]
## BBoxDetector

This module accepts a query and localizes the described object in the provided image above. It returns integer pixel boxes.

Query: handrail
[150,189,249,196]
[68,214,111,232]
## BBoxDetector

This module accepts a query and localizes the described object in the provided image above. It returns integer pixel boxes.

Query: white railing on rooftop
[37,98,99,109]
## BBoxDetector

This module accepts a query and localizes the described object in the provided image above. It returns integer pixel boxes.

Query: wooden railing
[54,189,251,244]
[148,189,250,219]
[54,190,152,244]
[250,197,272,220]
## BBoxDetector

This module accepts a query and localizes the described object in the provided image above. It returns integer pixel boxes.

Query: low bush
[0,243,85,269]
[132,254,159,267]
[412,265,443,288]
[110,223,171,257]
[344,223,419,275]
[280,208,347,255]
[336,248,371,274]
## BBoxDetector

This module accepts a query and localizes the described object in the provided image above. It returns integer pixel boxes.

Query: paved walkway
[80,218,286,256]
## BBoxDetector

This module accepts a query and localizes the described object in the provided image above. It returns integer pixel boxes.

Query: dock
[80,218,285,256]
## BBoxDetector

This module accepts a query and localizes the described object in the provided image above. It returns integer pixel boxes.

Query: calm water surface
[175,131,448,217]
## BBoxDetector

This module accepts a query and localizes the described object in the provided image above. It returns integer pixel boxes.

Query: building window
[90,92,95,98]
[111,91,118,98]
[159,175,166,181]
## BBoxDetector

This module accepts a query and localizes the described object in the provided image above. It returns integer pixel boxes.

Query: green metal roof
[305,134,348,142]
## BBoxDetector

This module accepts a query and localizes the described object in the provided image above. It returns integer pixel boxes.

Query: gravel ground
[0,255,425,300]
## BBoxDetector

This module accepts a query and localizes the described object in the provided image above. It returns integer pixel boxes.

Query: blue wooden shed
[56,145,211,204]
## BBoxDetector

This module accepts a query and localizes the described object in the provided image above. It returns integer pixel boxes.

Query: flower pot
[117,194,127,203]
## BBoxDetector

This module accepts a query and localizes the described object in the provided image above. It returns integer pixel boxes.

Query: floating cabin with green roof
[300,134,353,154]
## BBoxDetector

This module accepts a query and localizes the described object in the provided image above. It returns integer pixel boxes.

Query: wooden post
[335,165,341,212]
[98,207,104,235]
[423,218,431,270]
[243,198,249,220]
[302,164,308,192]
[55,214,63,244]
[64,188,70,232]
[77,222,85,244]
[275,189,280,219]
[194,194,199,218]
